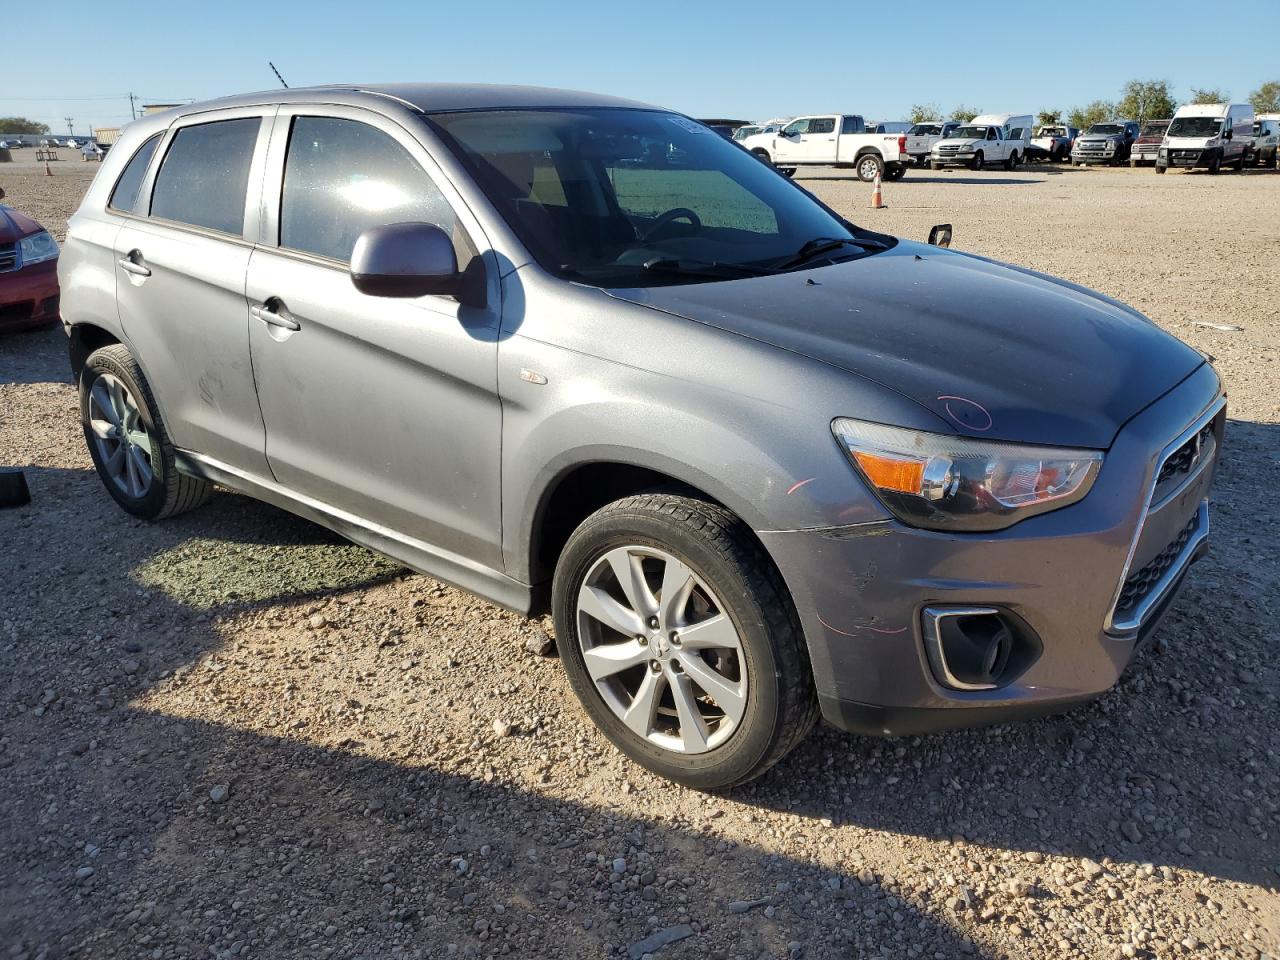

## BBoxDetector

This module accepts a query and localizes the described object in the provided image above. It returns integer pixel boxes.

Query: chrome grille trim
[1104,397,1225,636]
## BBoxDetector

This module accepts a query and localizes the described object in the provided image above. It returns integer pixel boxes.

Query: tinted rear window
[150,118,261,235]
[108,134,162,213]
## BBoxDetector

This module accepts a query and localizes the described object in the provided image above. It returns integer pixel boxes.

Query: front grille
[1114,515,1198,617]
[1172,149,1201,160]
[938,144,962,154]
[0,243,16,272]
[1156,422,1214,487]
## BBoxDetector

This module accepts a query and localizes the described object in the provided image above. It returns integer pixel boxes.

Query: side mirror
[350,222,461,299]
[1224,129,1232,140]
[927,223,953,249]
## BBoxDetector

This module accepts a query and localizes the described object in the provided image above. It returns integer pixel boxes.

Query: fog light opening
[923,607,1029,692]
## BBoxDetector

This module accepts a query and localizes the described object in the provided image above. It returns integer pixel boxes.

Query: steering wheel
[640,207,703,241]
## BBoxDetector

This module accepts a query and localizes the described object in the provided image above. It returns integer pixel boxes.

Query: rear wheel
[885,165,906,181]
[80,344,211,520]
[552,493,818,789]
[779,167,797,178]
[856,153,884,182]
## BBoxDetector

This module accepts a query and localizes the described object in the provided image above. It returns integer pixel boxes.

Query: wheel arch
[68,322,122,381]
[524,454,778,595]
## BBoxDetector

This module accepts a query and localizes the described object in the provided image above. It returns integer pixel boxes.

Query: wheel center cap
[653,632,670,658]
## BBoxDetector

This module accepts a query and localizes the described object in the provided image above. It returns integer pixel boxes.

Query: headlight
[832,418,1103,532]
[19,230,59,266]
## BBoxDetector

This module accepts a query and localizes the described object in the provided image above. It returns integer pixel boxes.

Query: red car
[0,199,60,332]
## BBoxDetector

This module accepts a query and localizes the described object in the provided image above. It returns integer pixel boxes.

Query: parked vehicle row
[1028,124,1079,162]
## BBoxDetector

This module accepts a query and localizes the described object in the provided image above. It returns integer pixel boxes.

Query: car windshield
[952,126,988,139]
[1086,124,1124,136]
[1139,123,1168,137]
[909,124,941,135]
[732,126,759,140]
[1167,117,1222,138]
[428,108,892,287]
[1038,126,1066,136]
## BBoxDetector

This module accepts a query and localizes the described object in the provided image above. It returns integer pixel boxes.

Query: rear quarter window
[108,133,162,214]
[150,118,261,236]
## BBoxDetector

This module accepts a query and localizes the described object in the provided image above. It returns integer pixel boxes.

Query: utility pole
[128,93,138,120]
[65,116,74,136]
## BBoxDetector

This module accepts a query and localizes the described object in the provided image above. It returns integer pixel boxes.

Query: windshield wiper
[772,237,878,271]
[641,257,778,279]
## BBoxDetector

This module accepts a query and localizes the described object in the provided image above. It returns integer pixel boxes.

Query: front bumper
[0,259,60,331]
[930,151,976,167]
[1072,148,1119,164]
[1159,148,1215,169]
[759,364,1224,736]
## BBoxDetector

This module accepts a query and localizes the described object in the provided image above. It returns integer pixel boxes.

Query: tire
[551,493,818,790]
[856,153,884,182]
[1233,152,1245,172]
[1208,153,1220,175]
[970,151,984,171]
[930,161,942,171]
[885,165,906,181]
[779,167,797,178]
[1155,165,1166,174]
[750,148,772,166]
[80,343,211,521]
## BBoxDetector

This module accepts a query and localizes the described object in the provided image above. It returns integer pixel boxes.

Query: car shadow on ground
[2,418,1277,955]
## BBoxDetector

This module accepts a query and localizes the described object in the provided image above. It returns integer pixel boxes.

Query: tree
[908,103,942,124]
[1067,100,1116,130]
[1249,80,1280,114]
[1190,87,1228,104]
[0,117,50,135]
[1117,79,1177,123]
[951,105,982,124]
[1037,110,1061,126]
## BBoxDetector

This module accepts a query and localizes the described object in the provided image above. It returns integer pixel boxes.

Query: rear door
[112,106,275,475]
[245,105,504,569]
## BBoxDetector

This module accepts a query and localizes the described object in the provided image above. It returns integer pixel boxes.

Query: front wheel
[1155,165,1167,174]
[552,493,818,789]
[969,151,984,171]
[80,344,211,520]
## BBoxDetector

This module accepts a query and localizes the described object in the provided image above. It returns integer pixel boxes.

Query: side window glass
[840,116,862,135]
[281,116,458,264]
[987,128,998,141]
[782,119,810,136]
[150,118,261,235]
[809,118,835,135]
[108,133,162,213]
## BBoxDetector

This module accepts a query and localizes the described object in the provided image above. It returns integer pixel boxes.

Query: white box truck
[1157,103,1254,174]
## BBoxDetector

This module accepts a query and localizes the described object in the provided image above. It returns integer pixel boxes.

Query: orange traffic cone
[44,161,52,177]
[870,172,884,209]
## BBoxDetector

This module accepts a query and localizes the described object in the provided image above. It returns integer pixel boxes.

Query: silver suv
[60,85,1223,788]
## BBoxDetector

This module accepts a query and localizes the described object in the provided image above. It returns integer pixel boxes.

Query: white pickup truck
[738,114,913,182]
[904,121,960,167]
[930,113,1033,171]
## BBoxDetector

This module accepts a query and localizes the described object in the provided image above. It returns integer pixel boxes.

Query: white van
[1157,103,1254,174]
[1251,114,1279,168]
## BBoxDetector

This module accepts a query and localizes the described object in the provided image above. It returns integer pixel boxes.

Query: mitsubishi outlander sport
[59,85,1224,788]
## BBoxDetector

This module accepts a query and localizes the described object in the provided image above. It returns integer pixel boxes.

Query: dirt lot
[1,150,1278,960]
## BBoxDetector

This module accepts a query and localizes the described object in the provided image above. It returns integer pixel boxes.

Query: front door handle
[118,252,151,277]
[251,300,301,331]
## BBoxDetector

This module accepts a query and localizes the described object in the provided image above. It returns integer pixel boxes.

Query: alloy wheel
[88,372,155,498]
[575,545,748,755]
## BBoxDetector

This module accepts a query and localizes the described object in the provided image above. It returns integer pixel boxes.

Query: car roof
[172,83,662,116]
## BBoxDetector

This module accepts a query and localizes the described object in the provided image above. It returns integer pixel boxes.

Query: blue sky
[6,0,1279,134]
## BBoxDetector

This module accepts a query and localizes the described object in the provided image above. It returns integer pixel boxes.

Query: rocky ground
[1,153,1278,960]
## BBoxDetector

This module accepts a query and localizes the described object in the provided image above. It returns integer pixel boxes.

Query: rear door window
[279,116,457,264]
[808,117,835,135]
[108,133,162,213]
[150,118,261,235]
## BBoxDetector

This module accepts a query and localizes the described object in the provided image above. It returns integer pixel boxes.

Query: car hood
[936,138,982,149]
[0,205,44,243]
[1079,134,1123,143]
[603,243,1204,448]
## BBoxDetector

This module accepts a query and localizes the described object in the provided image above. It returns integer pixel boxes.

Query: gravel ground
[1,152,1278,960]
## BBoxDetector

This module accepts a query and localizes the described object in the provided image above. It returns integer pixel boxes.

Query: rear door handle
[251,301,301,331]
[118,253,150,277]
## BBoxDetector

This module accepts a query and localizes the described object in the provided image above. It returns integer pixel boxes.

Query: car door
[799,116,839,163]
[112,106,275,475]
[245,106,504,569]
[985,126,1001,162]
[772,118,810,163]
